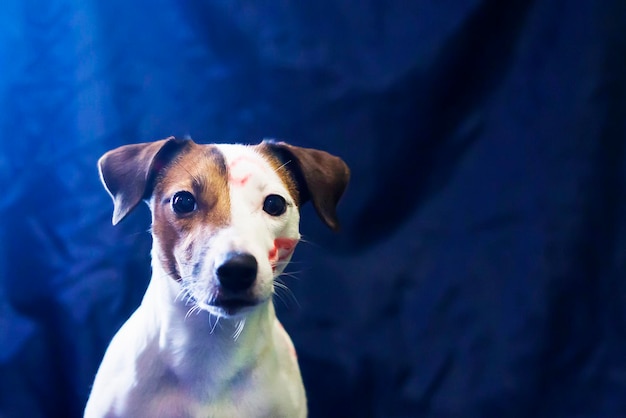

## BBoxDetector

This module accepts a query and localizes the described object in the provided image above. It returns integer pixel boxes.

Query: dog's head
[98,137,350,318]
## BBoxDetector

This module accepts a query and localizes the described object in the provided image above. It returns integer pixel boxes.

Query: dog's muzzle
[207,252,260,315]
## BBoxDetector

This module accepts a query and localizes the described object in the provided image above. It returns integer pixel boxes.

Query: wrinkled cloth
[1,0,625,417]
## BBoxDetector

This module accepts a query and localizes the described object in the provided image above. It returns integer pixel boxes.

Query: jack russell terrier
[85,137,350,418]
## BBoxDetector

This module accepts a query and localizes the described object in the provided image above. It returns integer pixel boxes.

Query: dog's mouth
[206,296,259,316]
[210,297,257,309]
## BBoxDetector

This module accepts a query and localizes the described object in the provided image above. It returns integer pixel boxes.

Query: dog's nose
[216,252,258,292]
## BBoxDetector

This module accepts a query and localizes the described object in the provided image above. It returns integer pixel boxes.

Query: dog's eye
[172,191,197,214]
[263,194,287,216]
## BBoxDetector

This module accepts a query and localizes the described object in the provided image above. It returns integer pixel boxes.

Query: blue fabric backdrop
[1,0,625,417]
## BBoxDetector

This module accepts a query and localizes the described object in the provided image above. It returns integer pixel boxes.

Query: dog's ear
[263,141,350,231]
[98,137,190,225]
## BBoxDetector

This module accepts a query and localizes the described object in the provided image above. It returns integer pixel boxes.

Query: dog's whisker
[186,295,196,306]
[185,305,196,320]
[272,289,290,308]
[297,239,317,248]
[275,288,298,307]
[295,235,320,248]
[273,280,300,308]
[272,159,292,174]
[175,287,191,303]
[233,319,246,341]
[277,270,303,281]
[171,158,202,186]
[273,278,288,289]
[159,268,194,283]
[209,314,221,334]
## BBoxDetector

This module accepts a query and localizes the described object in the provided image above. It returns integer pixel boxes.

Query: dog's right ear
[262,141,350,231]
[98,137,190,225]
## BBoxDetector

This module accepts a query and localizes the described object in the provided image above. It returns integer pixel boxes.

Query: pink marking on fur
[230,173,251,186]
[228,154,272,187]
[269,246,278,263]
[269,238,298,271]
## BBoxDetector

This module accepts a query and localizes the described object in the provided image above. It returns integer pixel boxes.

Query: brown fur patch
[256,143,301,207]
[151,143,231,280]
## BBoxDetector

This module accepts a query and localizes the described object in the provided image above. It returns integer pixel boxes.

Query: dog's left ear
[263,141,350,231]
[98,137,191,225]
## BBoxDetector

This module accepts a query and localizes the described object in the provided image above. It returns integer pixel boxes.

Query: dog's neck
[141,253,276,384]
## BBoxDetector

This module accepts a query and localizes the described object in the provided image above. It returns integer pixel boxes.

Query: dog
[84,137,350,418]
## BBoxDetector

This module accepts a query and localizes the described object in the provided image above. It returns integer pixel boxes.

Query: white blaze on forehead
[218,145,273,189]
[215,144,284,193]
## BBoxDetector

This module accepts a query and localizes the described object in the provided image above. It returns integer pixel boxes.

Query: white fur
[85,144,306,418]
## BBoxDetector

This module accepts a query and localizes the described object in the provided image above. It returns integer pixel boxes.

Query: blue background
[1,0,625,416]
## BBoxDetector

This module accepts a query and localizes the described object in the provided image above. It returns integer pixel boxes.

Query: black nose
[216,252,258,292]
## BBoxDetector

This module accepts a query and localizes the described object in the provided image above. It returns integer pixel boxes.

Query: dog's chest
[137,380,292,418]
[128,346,304,417]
